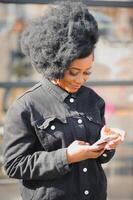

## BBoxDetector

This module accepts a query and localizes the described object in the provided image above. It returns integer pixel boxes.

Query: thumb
[78,140,89,145]
[101,126,110,135]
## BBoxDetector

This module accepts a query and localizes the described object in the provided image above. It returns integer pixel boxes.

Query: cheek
[64,79,73,87]
[63,75,75,84]
[67,77,78,86]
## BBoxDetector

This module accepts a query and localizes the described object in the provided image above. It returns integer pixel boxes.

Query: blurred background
[0,0,133,200]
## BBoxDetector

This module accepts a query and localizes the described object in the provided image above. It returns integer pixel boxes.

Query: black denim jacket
[4,78,115,200]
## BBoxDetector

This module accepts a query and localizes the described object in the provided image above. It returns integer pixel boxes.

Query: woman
[4,2,125,200]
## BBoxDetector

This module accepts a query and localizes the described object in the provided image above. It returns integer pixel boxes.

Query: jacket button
[88,116,93,121]
[69,98,74,103]
[84,190,89,195]
[51,125,55,130]
[83,168,87,172]
[78,119,82,124]
[103,153,107,157]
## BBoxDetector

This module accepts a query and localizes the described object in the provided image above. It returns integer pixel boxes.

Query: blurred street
[0,179,21,200]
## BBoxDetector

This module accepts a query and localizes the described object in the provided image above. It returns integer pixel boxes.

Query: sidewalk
[0,179,21,200]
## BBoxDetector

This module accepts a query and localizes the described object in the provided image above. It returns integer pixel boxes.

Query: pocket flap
[35,116,67,130]
[37,117,55,129]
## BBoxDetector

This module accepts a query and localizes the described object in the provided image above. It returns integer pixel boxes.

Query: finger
[74,140,88,145]
[78,140,87,145]
[86,144,99,151]
[94,149,105,154]
[101,126,110,134]
[105,145,116,150]
[104,126,110,133]
[92,141,107,148]
[114,132,125,142]
[109,136,122,145]
[105,141,120,150]
[121,131,126,141]
[96,142,107,147]
[89,144,105,151]
[92,149,105,158]
[111,128,126,141]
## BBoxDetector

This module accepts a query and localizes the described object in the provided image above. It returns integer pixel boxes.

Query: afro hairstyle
[21,1,99,80]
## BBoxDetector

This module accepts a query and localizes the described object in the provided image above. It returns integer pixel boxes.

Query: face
[54,53,94,93]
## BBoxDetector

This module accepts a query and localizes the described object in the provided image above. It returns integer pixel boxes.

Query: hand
[104,127,126,150]
[66,140,106,164]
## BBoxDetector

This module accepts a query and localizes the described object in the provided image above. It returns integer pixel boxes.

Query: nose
[76,74,86,85]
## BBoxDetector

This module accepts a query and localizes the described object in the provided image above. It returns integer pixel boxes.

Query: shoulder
[80,85,104,101]
[7,81,43,113]
[17,81,42,100]
[16,81,44,106]
[78,85,105,109]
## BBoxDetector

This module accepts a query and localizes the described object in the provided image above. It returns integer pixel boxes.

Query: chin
[68,88,80,93]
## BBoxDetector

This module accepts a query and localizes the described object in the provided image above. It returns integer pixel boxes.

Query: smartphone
[93,135,116,145]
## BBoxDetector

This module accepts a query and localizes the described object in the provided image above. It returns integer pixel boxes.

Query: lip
[71,84,81,89]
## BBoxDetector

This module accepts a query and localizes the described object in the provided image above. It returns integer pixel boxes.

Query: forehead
[69,54,94,69]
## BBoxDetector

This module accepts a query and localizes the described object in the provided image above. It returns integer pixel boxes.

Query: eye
[69,70,79,76]
[68,69,92,76]
[84,71,92,76]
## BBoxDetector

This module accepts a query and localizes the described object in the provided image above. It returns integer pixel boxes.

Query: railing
[0,0,133,8]
[0,80,133,88]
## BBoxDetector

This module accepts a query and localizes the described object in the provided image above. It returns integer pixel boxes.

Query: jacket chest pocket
[85,110,103,144]
[34,116,67,151]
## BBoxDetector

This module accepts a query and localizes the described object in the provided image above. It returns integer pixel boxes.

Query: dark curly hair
[21,1,99,80]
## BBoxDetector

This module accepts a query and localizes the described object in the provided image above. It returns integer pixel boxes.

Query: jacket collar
[41,77,69,102]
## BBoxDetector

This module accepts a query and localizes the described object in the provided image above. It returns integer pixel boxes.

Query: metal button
[84,190,89,195]
[78,119,82,124]
[103,153,107,157]
[88,116,93,121]
[51,125,55,130]
[83,168,87,172]
[69,98,74,103]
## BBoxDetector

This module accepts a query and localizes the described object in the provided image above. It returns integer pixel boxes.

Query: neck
[51,80,58,85]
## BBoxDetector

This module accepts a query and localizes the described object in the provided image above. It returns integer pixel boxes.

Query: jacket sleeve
[97,149,115,164]
[3,99,71,180]
[97,99,115,164]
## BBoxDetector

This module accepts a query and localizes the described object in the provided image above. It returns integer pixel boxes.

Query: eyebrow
[69,66,92,71]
